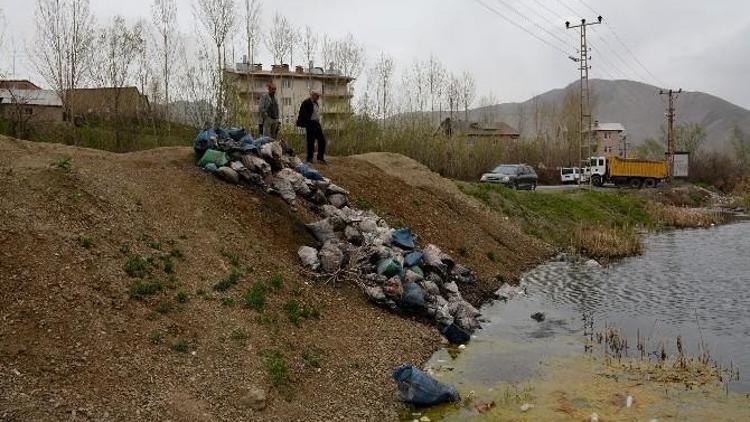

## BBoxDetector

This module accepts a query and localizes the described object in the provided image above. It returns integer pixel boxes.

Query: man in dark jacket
[296,90,327,164]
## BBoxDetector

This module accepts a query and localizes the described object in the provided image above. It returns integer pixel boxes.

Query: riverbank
[457,182,730,260]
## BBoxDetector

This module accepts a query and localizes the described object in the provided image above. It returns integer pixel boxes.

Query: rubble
[193,127,483,343]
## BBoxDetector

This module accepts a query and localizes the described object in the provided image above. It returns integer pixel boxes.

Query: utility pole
[659,88,681,182]
[566,16,603,188]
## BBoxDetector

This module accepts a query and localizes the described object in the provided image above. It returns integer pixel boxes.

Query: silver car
[480,164,538,190]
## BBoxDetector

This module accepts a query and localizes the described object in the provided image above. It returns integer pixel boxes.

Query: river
[416,221,750,421]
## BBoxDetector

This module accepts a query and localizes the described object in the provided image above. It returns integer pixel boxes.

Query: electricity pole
[659,88,681,182]
[566,16,602,188]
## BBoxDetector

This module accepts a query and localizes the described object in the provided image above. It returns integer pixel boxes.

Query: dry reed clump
[652,205,725,228]
[574,226,642,258]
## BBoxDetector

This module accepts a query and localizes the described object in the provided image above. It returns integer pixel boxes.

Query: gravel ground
[0,136,546,421]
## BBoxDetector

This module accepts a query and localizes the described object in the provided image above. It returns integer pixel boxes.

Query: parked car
[560,167,584,184]
[480,164,538,190]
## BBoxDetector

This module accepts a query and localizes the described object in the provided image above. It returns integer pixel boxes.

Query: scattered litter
[589,413,599,422]
[520,403,534,412]
[476,401,496,414]
[530,312,546,322]
[458,344,466,350]
[419,416,431,422]
[625,394,634,408]
[392,364,460,406]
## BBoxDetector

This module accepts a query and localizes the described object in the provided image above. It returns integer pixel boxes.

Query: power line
[490,0,572,51]
[574,0,666,87]
[471,0,573,56]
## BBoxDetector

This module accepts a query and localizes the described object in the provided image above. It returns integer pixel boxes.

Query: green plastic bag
[377,258,402,278]
[198,149,228,168]
[406,266,424,277]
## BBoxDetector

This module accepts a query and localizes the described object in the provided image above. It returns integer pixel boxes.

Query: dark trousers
[306,121,326,161]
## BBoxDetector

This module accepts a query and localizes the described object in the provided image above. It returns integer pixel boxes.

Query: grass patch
[266,351,291,387]
[213,268,242,291]
[124,254,150,278]
[128,280,164,299]
[147,241,161,250]
[269,274,283,291]
[284,300,320,327]
[155,301,172,314]
[175,290,190,303]
[78,236,93,249]
[230,328,249,340]
[119,243,131,254]
[53,156,72,171]
[244,283,268,311]
[171,339,189,353]
[457,245,468,257]
[222,249,241,267]
[169,248,184,260]
[149,332,164,345]
[354,197,374,210]
[256,312,278,326]
[486,251,497,262]
[302,347,324,369]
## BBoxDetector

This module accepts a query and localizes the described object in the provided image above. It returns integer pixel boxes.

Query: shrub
[78,236,93,249]
[269,274,283,291]
[244,283,268,311]
[175,290,190,303]
[128,280,164,299]
[284,300,320,327]
[213,268,242,291]
[267,351,290,387]
[124,255,150,278]
[171,340,189,353]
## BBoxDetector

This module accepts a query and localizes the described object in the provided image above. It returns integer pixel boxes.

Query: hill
[0,136,545,420]
[471,79,750,152]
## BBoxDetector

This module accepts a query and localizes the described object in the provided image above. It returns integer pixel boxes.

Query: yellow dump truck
[588,156,668,188]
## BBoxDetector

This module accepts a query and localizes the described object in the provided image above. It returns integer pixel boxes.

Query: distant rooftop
[0,89,61,107]
[593,122,625,132]
[226,63,355,81]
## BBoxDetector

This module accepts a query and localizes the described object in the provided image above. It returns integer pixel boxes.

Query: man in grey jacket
[259,82,279,138]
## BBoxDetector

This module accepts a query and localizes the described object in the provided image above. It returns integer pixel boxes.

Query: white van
[560,167,581,184]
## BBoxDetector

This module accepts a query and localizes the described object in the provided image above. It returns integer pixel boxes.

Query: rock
[318,241,344,273]
[216,166,240,184]
[328,193,348,208]
[530,312,545,322]
[298,246,320,270]
[237,386,267,411]
[306,219,338,243]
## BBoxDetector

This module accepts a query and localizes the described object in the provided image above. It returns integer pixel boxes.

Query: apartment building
[225,63,355,131]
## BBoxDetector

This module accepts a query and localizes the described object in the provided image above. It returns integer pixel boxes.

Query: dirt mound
[0,137,545,420]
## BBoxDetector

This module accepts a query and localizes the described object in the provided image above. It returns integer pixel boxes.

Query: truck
[587,156,668,188]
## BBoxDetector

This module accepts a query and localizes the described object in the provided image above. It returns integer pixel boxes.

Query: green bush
[128,280,164,299]
[244,283,268,311]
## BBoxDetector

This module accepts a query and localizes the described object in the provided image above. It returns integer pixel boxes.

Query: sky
[1,0,749,109]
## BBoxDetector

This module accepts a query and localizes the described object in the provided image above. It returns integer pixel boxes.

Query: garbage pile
[194,128,483,343]
[193,127,333,209]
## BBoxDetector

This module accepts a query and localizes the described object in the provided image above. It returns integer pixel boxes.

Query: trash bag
[402,282,426,310]
[377,258,402,278]
[404,251,423,267]
[392,228,416,250]
[306,219,338,243]
[393,365,460,406]
[407,266,424,278]
[441,323,471,345]
[384,276,404,300]
[296,163,324,181]
[298,246,320,270]
[272,176,296,204]
[198,149,229,168]
[204,163,218,173]
[318,241,344,273]
[227,127,247,141]
[216,166,240,184]
[193,129,218,158]
[328,193,348,208]
[214,127,230,140]
[241,155,271,176]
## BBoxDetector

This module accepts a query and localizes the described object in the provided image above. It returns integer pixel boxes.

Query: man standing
[296,90,327,164]
[259,82,279,138]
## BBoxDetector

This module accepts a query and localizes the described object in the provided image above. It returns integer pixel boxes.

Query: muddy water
[417,221,750,421]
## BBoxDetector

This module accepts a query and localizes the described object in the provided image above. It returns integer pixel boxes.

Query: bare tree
[334,34,365,79]
[264,12,291,64]
[459,71,476,125]
[152,0,178,120]
[426,55,446,123]
[478,91,498,125]
[244,0,262,64]
[33,0,95,119]
[373,52,394,128]
[178,38,216,128]
[288,26,301,67]
[89,16,144,148]
[195,0,235,125]
[302,26,318,69]
[135,19,153,102]
[446,73,460,124]
[0,7,6,74]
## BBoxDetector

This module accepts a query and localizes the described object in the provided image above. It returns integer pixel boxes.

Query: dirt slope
[0,137,545,421]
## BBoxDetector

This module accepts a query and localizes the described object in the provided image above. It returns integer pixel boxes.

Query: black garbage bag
[441,322,471,345]
[402,282,426,311]
[392,364,460,406]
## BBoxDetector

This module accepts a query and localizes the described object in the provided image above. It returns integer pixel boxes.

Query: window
[599,159,605,166]
[281,97,292,106]
[283,79,292,89]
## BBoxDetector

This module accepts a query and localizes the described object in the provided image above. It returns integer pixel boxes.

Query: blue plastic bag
[402,282,425,310]
[392,228,416,250]
[296,164,324,181]
[404,251,423,267]
[393,365,460,406]
[227,127,247,141]
[193,128,217,158]
[214,127,230,140]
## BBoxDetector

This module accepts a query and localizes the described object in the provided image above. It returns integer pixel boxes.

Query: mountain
[471,80,750,152]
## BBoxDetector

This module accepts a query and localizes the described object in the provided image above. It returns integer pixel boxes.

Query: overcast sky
[1,0,749,109]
